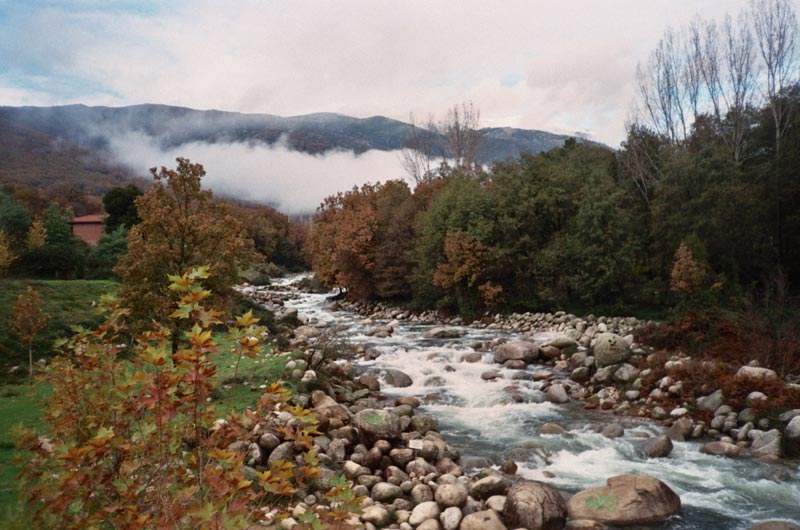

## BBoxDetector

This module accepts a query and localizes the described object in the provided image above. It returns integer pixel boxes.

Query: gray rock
[643,435,673,458]
[417,519,441,530]
[751,429,782,458]
[746,391,768,407]
[383,369,413,388]
[411,414,440,434]
[700,441,741,457]
[571,366,591,383]
[423,327,465,339]
[697,389,725,412]
[667,418,693,442]
[736,366,778,380]
[469,475,511,499]
[434,483,469,508]
[494,340,541,364]
[602,423,624,439]
[502,480,567,530]
[538,423,566,435]
[362,505,391,526]
[267,441,294,466]
[593,333,632,367]
[545,384,570,404]
[459,510,508,530]
[409,501,440,526]
[567,474,681,525]
[439,506,462,530]
[411,483,434,503]
[372,481,403,502]
[613,363,640,384]
[355,409,402,444]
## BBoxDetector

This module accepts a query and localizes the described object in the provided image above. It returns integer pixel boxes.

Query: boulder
[383,369,413,388]
[494,340,541,364]
[371,481,403,502]
[667,418,693,442]
[643,435,673,458]
[545,384,570,404]
[538,423,566,435]
[409,501,440,526]
[434,483,469,508]
[440,506,463,530]
[601,423,624,439]
[784,415,800,457]
[355,409,402,444]
[423,327,465,339]
[469,475,511,499]
[566,474,681,526]
[736,366,778,380]
[751,429,782,458]
[700,441,741,458]
[459,510,508,530]
[592,333,632,367]
[502,481,568,530]
[696,389,725,412]
[361,505,391,526]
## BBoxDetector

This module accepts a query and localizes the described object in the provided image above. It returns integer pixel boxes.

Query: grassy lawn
[0,279,118,378]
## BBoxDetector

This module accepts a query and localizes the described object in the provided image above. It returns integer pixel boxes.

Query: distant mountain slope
[0,104,575,164]
[0,116,142,196]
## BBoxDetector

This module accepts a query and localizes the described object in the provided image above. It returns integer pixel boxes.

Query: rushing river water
[264,276,800,529]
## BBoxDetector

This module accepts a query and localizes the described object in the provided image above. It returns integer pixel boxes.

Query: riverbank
[237,277,800,529]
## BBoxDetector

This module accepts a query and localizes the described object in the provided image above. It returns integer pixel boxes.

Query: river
[262,276,800,529]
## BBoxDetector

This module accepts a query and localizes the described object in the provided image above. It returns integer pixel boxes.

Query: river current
[266,276,800,529]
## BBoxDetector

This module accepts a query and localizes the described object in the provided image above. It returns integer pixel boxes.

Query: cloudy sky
[1,0,763,147]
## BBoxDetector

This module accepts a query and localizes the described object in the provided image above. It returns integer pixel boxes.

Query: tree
[103,184,143,232]
[0,229,15,274]
[86,225,129,279]
[400,113,439,184]
[115,158,258,331]
[19,205,87,278]
[0,186,31,244]
[25,219,47,250]
[8,286,50,383]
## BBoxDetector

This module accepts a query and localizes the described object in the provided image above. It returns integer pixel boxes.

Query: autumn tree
[8,286,50,382]
[115,158,259,331]
[0,229,15,274]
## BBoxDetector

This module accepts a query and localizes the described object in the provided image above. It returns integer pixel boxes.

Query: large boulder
[494,341,541,364]
[383,369,413,388]
[785,415,800,457]
[354,409,402,444]
[503,481,567,530]
[566,474,681,526]
[545,384,570,404]
[592,333,632,368]
[642,435,673,458]
[700,441,741,458]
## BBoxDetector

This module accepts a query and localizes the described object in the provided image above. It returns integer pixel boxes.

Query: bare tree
[400,102,484,182]
[399,113,438,184]
[636,27,690,143]
[438,101,483,173]
[752,0,798,159]
[722,12,758,162]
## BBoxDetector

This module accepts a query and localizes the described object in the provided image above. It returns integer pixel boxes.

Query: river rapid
[266,276,800,529]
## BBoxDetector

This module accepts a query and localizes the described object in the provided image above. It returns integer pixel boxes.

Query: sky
[0,0,765,146]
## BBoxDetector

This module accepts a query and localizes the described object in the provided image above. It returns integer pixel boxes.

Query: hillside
[0,116,143,197]
[0,104,575,165]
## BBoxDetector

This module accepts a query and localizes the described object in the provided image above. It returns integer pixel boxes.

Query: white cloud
[105,132,409,214]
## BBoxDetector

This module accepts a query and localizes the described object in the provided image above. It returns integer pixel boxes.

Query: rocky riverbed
[236,275,800,530]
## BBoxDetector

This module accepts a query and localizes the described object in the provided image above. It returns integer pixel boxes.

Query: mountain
[0,104,577,164]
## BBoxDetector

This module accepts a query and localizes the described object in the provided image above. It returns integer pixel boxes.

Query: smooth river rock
[566,474,681,525]
[502,481,568,530]
[592,333,632,367]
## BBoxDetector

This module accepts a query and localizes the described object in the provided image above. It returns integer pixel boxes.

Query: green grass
[0,383,46,525]
[0,279,118,379]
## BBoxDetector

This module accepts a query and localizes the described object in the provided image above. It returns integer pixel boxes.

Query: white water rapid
[264,276,800,529]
